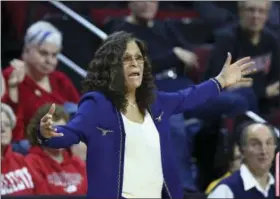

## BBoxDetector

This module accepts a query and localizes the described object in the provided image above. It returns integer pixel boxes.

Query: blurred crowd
[1,1,280,198]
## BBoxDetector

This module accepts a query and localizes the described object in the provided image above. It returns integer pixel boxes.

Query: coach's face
[122,40,144,92]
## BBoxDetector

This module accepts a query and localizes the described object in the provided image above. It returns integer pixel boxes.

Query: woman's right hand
[40,104,64,139]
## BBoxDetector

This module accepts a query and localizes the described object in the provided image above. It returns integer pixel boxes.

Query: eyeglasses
[122,55,145,65]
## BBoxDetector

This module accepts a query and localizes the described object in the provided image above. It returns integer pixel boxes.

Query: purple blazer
[38,79,221,199]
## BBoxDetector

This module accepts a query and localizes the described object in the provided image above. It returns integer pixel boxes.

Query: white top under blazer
[121,111,164,198]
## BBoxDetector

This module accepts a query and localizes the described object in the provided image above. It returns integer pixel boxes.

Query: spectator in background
[1,103,35,196]
[204,0,280,114]
[2,21,80,142]
[25,104,87,195]
[107,1,255,193]
[208,122,277,198]
[194,1,279,34]
[205,135,242,194]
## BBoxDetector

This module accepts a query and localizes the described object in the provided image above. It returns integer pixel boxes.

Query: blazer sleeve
[158,79,221,115]
[37,96,96,148]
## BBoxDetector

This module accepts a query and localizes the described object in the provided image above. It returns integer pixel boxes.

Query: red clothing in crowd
[25,146,87,195]
[2,66,80,141]
[1,145,35,195]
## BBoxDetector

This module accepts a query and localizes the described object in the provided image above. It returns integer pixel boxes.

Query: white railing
[49,0,110,78]
[57,54,87,77]
[49,1,279,137]
[49,0,108,40]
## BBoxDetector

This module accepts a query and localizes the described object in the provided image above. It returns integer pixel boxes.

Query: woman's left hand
[215,52,255,88]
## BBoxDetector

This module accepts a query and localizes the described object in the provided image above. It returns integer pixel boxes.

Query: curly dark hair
[27,104,69,146]
[82,31,156,115]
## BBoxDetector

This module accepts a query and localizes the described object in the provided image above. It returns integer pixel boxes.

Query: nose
[252,9,262,19]
[259,143,270,155]
[46,55,56,65]
[130,57,138,67]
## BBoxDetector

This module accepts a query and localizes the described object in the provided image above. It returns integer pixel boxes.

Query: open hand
[40,104,64,139]
[215,52,255,88]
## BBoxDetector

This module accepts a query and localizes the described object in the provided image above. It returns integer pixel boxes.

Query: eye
[39,50,48,56]
[122,56,132,62]
[135,55,143,61]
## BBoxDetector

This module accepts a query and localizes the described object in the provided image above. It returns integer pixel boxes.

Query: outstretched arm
[159,53,255,115]
[158,79,221,116]
[38,96,96,148]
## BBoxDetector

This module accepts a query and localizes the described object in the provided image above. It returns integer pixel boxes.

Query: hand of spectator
[7,59,27,103]
[227,81,253,91]
[215,52,255,88]
[40,104,64,139]
[8,59,26,87]
[173,47,199,69]
[266,81,280,98]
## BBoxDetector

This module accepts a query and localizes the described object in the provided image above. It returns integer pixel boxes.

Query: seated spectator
[25,104,87,195]
[208,122,277,198]
[204,0,280,114]
[194,1,280,36]
[1,103,35,195]
[2,21,80,142]
[205,135,242,194]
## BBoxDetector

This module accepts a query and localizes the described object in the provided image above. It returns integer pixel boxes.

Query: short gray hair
[1,103,16,129]
[238,122,277,148]
[24,21,62,48]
